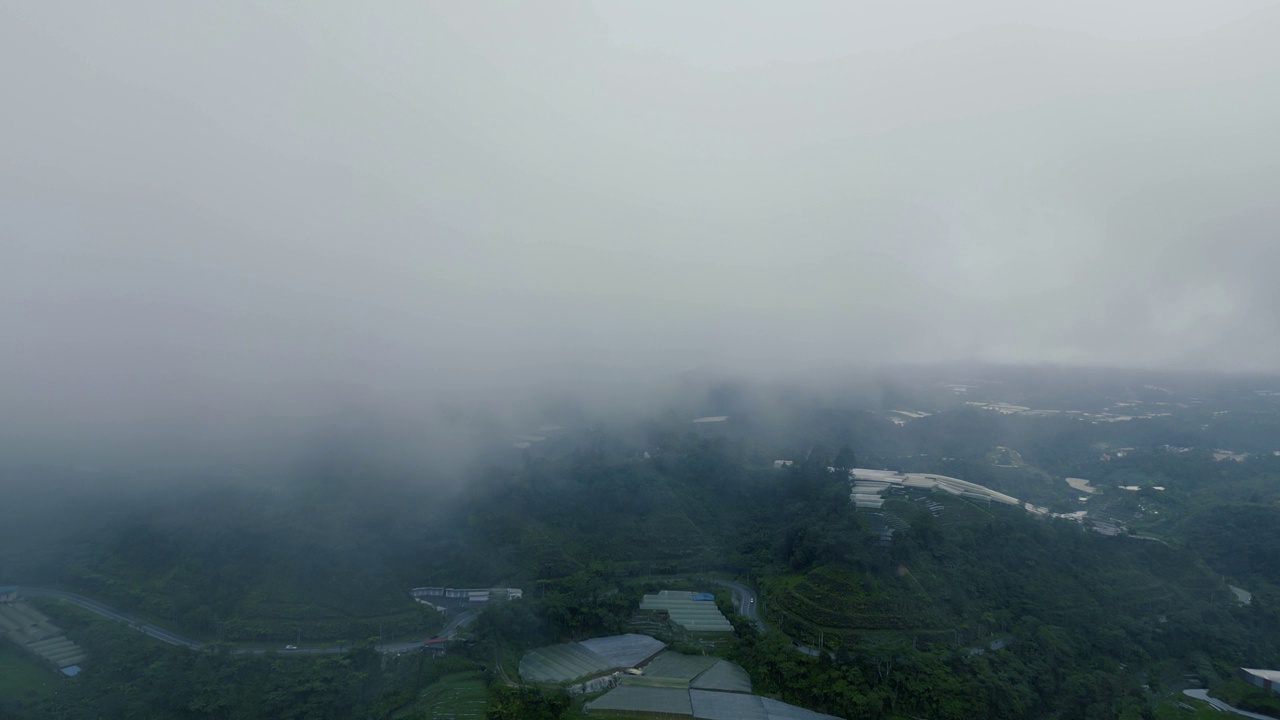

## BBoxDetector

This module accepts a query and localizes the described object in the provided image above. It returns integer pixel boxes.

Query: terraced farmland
[409,672,487,720]
[770,566,944,641]
[928,496,995,528]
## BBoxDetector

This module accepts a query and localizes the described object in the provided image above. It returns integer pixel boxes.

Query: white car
[284,645,298,650]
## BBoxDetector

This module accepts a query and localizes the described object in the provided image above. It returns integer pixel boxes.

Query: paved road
[1183,689,1279,720]
[18,586,204,649]
[375,609,477,654]
[710,579,764,630]
[710,579,825,656]
[17,586,475,657]
[441,608,478,637]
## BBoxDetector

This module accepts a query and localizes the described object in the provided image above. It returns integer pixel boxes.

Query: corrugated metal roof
[690,689,767,720]
[587,686,693,716]
[578,634,665,668]
[640,591,734,632]
[690,660,752,693]
[1244,668,1280,683]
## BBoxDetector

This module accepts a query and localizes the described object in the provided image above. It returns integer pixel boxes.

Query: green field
[0,643,58,709]
[405,672,488,719]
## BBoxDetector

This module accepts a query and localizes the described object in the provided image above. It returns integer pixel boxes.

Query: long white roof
[847,469,1019,505]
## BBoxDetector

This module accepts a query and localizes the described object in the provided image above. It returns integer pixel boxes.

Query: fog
[3,2,1279,469]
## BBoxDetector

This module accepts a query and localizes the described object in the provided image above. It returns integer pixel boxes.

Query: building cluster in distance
[0,587,86,677]
[410,586,522,601]
[638,591,733,634]
[409,586,522,607]
[845,468,1020,509]
[841,467,1147,539]
[960,399,1176,423]
[519,632,841,719]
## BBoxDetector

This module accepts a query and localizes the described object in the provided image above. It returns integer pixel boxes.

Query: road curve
[709,579,825,656]
[16,586,474,657]
[710,579,764,630]
[1183,689,1279,720]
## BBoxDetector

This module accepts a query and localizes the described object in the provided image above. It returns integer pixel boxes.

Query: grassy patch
[772,564,939,643]
[0,643,58,707]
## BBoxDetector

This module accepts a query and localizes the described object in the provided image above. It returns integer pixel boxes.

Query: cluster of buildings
[409,586,522,604]
[846,467,1165,539]
[518,631,840,719]
[409,586,522,615]
[638,591,733,634]
[0,587,86,677]
[520,633,667,685]
[846,468,1020,509]
[962,400,1174,423]
[1023,504,1087,521]
[887,410,932,426]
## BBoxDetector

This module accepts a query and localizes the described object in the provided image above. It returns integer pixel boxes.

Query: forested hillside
[5,371,1280,719]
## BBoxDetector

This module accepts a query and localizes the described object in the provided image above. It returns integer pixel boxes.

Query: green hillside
[8,376,1280,719]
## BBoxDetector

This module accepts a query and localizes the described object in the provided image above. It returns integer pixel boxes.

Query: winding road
[710,579,825,656]
[14,586,475,656]
[710,579,764,630]
[1183,689,1279,720]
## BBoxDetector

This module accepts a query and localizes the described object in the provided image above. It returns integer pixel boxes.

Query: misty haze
[3,3,1280,719]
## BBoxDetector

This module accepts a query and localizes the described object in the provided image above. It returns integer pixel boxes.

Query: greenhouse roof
[639,591,734,632]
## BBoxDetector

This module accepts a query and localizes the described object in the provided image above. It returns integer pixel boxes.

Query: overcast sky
[3,1,1280,457]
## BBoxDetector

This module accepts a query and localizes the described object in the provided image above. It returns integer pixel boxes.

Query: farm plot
[412,672,487,720]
